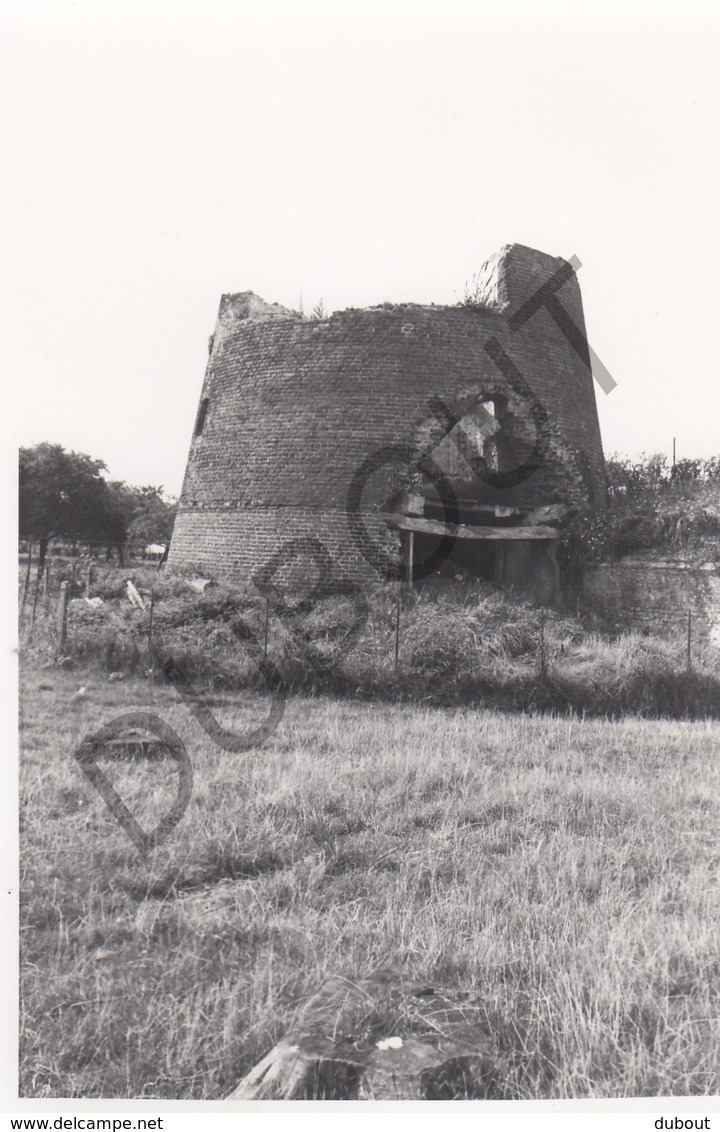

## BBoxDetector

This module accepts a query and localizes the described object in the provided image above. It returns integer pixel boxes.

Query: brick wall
[168,506,394,585]
[581,560,720,645]
[169,244,607,585]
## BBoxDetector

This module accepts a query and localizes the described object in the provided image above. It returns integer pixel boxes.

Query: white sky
[3,0,720,496]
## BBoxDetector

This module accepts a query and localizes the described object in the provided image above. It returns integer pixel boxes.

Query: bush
[605,454,720,558]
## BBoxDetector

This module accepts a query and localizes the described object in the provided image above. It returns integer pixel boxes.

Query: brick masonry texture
[581,561,720,646]
[169,244,607,585]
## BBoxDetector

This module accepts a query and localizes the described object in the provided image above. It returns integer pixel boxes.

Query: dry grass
[20,566,720,720]
[19,663,720,1099]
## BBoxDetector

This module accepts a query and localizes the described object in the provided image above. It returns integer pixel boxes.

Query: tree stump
[229,968,505,1101]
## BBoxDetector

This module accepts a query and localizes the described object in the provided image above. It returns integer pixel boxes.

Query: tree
[19,443,128,568]
[124,485,176,545]
[100,482,176,547]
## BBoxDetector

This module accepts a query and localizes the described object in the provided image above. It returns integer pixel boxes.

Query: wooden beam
[381,513,560,540]
[526,503,567,525]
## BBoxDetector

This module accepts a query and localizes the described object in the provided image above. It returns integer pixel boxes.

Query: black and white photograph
[5,0,720,1122]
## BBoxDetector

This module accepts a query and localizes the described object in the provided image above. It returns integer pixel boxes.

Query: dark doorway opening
[410,531,498,583]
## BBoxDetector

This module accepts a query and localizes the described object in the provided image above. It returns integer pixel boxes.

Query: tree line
[19,443,177,568]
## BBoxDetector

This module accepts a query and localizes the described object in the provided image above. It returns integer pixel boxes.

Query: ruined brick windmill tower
[169,244,606,601]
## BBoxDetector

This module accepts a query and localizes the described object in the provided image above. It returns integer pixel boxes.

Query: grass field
[19,663,720,1100]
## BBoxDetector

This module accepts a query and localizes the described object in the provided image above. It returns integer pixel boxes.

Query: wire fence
[19,557,707,679]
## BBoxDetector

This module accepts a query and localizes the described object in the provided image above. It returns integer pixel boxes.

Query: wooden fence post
[148,587,155,660]
[22,542,33,609]
[57,581,70,648]
[394,597,401,672]
[30,566,43,630]
[86,563,93,597]
[538,610,548,679]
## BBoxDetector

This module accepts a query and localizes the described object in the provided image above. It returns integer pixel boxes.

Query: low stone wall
[580,559,720,645]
